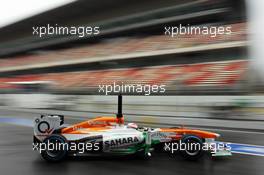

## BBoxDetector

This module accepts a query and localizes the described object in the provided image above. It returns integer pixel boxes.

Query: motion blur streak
[0,117,33,127]
[227,142,264,156]
[247,0,264,83]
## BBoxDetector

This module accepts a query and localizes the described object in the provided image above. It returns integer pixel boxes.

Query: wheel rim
[44,137,66,158]
[184,138,201,156]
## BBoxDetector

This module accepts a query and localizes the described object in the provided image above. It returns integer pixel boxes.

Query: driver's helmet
[127,123,138,129]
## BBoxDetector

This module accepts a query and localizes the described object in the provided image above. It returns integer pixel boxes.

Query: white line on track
[231,151,264,157]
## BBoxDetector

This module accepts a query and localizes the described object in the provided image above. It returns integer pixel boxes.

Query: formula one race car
[33,95,231,162]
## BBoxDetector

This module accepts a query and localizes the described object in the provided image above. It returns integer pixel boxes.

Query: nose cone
[183,129,221,139]
[199,130,220,138]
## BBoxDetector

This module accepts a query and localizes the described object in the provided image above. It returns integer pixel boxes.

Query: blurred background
[1,1,264,174]
[0,0,263,130]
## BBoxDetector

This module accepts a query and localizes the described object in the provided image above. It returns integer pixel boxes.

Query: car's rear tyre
[41,134,68,162]
[135,149,151,160]
[179,135,204,161]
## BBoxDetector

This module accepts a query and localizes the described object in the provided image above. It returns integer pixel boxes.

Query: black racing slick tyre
[41,134,68,162]
[136,150,151,160]
[179,135,204,161]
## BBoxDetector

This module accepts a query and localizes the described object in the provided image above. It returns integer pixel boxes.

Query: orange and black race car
[33,95,231,162]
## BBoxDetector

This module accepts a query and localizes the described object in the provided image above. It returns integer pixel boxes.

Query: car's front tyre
[179,135,204,161]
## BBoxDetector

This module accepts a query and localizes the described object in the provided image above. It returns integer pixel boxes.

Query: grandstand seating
[0,23,247,69]
[0,60,248,91]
